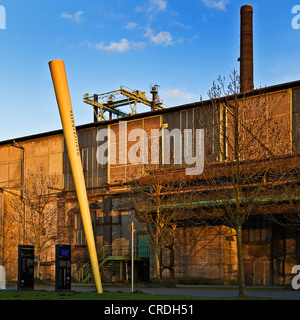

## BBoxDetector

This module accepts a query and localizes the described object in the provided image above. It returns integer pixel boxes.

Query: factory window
[242,216,272,242]
[82,147,92,172]
[162,108,220,165]
[181,110,194,161]
[74,211,96,246]
[162,112,180,165]
[63,128,108,193]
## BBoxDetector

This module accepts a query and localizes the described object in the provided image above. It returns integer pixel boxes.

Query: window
[181,110,194,161]
[74,211,96,246]
[82,147,92,172]
[75,213,86,246]
[63,128,108,193]
[242,216,272,242]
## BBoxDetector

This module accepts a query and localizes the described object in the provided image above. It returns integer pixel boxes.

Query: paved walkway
[71,283,300,299]
[6,283,300,299]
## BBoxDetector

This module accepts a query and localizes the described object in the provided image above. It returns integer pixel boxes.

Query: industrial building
[0,5,299,286]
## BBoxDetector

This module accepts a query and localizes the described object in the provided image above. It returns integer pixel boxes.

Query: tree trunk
[37,255,41,279]
[236,225,246,297]
[169,247,175,279]
[154,248,160,280]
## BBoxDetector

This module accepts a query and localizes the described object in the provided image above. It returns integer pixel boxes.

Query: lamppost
[11,140,26,244]
[130,221,135,293]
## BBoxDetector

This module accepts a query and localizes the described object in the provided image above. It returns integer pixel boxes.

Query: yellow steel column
[49,59,103,293]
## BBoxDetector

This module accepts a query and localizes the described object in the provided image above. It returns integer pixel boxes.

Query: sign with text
[55,244,71,292]
[17,245,34,290]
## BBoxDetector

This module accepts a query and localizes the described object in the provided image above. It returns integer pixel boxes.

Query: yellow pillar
[49,59,103,293]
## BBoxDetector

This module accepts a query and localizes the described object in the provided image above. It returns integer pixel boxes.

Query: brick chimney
[240,5,254,92]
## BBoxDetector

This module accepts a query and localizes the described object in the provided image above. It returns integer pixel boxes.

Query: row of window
[73,211,272,246]
[64,108,220,190]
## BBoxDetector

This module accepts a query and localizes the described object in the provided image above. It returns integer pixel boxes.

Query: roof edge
[1,79,300,146]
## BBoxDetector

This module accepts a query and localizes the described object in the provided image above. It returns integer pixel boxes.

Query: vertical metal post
[131,221,134,293]
[93,94,99,123]
[49,59,103,293]
[120,261,123,281]
[11,141,25,244]
[150,85,157,111]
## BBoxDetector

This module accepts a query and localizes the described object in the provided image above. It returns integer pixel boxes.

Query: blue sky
[0,0,300,141]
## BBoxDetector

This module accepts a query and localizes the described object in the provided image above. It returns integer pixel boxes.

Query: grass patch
[0,290,204,300]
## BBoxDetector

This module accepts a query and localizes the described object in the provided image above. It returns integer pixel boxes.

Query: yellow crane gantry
[83,85,164,122]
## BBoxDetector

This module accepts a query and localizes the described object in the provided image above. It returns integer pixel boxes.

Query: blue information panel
[55,244,71,292]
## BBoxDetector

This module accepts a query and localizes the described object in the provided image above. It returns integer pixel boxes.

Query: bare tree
[9,163,60,278]
[192,70,293,296]
[129,167,190,281]
[0,191,19,269]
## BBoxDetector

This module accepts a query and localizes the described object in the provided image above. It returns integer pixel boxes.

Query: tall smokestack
[240,5,254,92]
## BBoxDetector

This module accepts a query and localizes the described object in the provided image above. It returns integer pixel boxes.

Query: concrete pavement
[71,283,300,299]
[6,282,300,299]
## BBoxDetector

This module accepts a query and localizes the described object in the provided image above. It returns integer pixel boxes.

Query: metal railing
[77,244,149,283]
